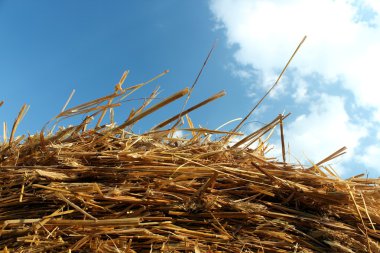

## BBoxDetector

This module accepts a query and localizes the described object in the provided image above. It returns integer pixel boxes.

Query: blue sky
[0,1,256,132]
[1,0,380,177]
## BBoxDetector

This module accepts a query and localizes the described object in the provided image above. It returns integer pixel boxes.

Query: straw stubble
[0,71,379,253]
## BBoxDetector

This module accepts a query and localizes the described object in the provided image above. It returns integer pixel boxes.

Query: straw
[1,67,380,253]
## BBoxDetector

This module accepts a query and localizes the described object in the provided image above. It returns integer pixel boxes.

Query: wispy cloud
[285,94,367,166]
[358,145,380,172]
[209,0,380,176]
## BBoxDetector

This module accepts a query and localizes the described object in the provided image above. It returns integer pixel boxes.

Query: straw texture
[1,72,379,253]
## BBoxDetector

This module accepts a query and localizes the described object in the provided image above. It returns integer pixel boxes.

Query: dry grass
[0,69,380,252]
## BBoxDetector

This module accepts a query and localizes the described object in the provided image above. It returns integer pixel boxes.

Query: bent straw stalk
[1,69,380,253]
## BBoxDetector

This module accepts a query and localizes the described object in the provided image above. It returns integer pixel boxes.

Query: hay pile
[1,71,380,253]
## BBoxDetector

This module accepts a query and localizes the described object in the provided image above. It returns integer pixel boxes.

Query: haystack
[1,69,380,253]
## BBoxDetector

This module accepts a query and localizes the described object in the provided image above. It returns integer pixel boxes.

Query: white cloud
[228,64,253,79]
[358,145,380,172]
[292,77,309,103]
[172,130,184,138]
[210,0,380,107]
[284,94,367,165]
[209,0,380,175]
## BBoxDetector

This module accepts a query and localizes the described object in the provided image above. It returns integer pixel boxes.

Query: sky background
[1,0,379,178]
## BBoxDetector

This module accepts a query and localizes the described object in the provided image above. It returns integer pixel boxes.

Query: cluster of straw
[1,68,380,252]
